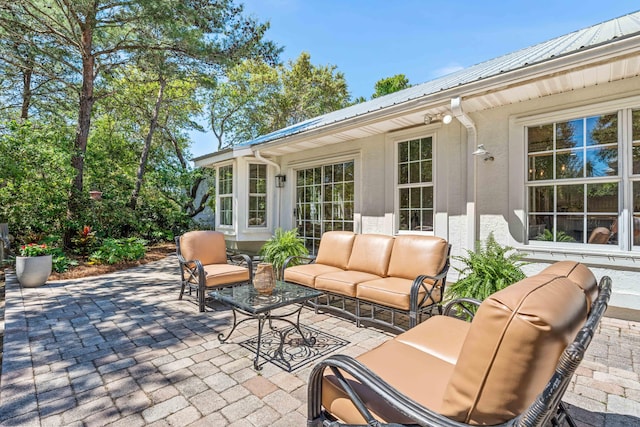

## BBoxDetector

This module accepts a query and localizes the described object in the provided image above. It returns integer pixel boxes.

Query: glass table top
[209,281,322,314]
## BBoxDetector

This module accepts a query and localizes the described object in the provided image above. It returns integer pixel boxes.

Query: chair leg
[556,402,577,427]
[179,280,186,300]
[198,282,206,312]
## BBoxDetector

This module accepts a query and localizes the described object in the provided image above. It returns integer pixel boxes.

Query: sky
[189,1,639,159]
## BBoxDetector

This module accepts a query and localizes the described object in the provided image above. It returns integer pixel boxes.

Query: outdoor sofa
[283,231,451,331]
[307,260,612,427]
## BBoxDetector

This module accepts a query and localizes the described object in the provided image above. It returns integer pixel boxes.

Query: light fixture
[424,113,453,125]
[275,174,286,188]
[472,144,494,162]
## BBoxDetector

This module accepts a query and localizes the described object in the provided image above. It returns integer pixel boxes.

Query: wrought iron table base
[218,303,316,370]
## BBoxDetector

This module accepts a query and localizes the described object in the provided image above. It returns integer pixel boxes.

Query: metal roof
[213,10,640,154]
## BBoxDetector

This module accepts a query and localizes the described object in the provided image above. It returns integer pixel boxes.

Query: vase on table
[15,255,52,287]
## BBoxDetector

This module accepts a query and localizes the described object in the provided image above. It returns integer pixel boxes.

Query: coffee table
[209,281,322,371]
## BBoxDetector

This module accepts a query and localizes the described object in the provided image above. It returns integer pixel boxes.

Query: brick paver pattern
[1,256,638,426]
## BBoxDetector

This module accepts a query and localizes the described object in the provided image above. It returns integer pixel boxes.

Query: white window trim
[247,162,268,229]
[391,131,437,235]
[508,95,640,266]
[216,162,234,229]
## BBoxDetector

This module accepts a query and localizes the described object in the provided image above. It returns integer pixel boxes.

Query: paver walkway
[0,256,639,426]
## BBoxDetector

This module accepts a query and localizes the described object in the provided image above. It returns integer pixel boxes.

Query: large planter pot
[15,255,52,287]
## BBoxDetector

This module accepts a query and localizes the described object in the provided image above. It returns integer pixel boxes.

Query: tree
[0,0,278,246]
[372,74,411,98]
[209,52,350,147]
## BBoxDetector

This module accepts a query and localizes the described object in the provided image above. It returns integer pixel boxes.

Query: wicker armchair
[307,261,612,427]
[176,230,253,312]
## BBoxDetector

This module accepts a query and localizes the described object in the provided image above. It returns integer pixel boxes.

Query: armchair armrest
[307,354,505,427]
[442,298,481,321]
[228,253,254,281]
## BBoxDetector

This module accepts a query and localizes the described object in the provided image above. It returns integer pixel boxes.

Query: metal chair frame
[307,275,612,427]
[175,235,253,312]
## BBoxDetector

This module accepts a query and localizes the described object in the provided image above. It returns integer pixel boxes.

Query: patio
[0,255,639,426]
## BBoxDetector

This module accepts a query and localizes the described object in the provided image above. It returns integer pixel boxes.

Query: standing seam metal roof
[236,10,640,150]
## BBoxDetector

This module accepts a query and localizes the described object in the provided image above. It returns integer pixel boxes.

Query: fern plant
[259,228,309,279]
[448,232,526,302]
[534,229,576,242]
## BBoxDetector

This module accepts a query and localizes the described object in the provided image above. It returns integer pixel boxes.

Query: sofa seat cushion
[395,315,470,365]
[283,264,344,288]
[315,271,383,297]
[322,339,454,424]
[356,277,441,311]
[200,264,250,287]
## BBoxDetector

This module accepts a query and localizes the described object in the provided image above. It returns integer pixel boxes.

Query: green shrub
[48,247,78,273]
[534,229,576,242]
[448,232,526,302]
[259,228,309,279]
[89,237,147,265]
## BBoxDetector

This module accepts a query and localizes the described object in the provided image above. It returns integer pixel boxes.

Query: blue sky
[189,1,638,158]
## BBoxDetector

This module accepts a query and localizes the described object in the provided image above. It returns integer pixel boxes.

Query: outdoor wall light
[275,174,286,188]
[424,113,453,125]
[472,144,495,162]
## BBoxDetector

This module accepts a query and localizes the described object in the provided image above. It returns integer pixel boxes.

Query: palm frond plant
[448,232,526,306]
[259,228,309,279]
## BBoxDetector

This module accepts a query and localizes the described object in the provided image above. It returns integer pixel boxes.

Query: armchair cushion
[202,264,250,287]
[179,230,228,265]
[539,260,598,309]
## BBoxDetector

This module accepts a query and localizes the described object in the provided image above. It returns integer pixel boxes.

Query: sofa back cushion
[347,234,395,276]
[387,235,448,280]
[315,231,356,269]
[179,230,228,266]
[440,273,588,425]
[539,261,598,310]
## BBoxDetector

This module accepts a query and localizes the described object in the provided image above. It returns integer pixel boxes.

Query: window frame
[247,163,268,229]
[394,134,436,235]
[217,163,234,228]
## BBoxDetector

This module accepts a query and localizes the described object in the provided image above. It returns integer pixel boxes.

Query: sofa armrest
[408,268,449,327]
[307,354,494,427]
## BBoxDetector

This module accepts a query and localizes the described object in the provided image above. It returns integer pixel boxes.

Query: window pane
[587,215,615,244]
[409,162,420,183]
[410,187,421,208]
[398,141,408,163]
[586,147,617,177]
[587,183,618,213]
[556,150,584,179]
[345,161,354,181]
[421,160,432,182]
[529,186,553,212]
[399,163,408,184]
[422,187,433,209]
[556,119,584,150]
[557,184,584,212]
[587,114,617,146]
[528,153,553,181]
[556,215,582,243]
[528,124,553,152]
[409,139,420,160]
[420,137,432,160]
[399,188,409,208]
[528,215,552,240]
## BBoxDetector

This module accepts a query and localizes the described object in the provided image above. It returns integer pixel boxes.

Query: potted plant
[259,228,309,280]
[16,243,53,287]
[447,232,526,303]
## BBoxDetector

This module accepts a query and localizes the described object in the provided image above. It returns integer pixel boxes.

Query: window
[218,165,233,226]
[248,164,267,227]
[295,161,354,254]
[397,137,433,231]
[526,113,619,244]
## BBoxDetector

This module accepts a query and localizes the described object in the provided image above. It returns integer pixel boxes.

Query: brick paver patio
[1,256,638,426]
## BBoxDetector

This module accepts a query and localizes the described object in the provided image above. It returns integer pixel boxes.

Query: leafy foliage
[534,229,576,242]
[448,233,526,302]
[372,74,411,98]
[89,238,147,265]
[259,228,309,279]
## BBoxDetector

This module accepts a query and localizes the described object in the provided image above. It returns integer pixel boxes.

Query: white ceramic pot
[15,255,52,287]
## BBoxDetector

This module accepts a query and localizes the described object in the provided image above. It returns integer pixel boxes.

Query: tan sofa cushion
[315,231,356,269]
[283,263,344,288]
[539,260,598,310]
[440,274,588,425]
[387,235,448,279]
[323,339,455,425]
[315,271,383,297]
[201,263,249,287]
[179,230,228,266]
[356,277,440,310]
[346,234,395,276]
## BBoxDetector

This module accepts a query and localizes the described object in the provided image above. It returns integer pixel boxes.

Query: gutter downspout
[254,150,282,229]
[451,97,478,253]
